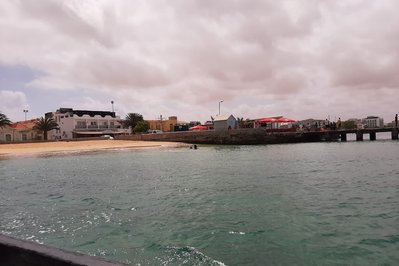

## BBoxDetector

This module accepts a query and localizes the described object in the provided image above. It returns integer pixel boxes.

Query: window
[5,134,12,142]
[22,134,27,141]
[76,121,86,128]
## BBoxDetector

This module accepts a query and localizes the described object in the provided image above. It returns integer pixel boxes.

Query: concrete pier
[117,127,399,145]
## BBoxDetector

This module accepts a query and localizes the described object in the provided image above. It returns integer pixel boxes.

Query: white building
[47,108,127,139]
[213,114,237,130]
[362,116,384,128]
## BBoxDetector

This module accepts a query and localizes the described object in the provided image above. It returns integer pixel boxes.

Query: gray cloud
[0,0,398,122]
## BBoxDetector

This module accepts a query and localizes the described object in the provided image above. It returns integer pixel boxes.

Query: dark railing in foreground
[0,234,127,266]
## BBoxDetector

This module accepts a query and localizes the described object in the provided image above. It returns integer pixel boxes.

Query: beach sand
[0,140,184,157]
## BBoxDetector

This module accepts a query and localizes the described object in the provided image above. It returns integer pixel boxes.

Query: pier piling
[370,132,376,141]
[356,131,363,141]
[392,128,398,140]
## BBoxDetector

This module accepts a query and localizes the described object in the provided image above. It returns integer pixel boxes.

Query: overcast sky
[1,0,398,123]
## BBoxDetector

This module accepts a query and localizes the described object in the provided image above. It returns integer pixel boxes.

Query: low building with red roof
[0,119,43,143]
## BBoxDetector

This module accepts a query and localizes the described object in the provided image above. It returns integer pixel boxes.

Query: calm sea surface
[1,138,399,265]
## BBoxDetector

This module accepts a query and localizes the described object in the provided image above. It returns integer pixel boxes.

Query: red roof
[9,119,38,130]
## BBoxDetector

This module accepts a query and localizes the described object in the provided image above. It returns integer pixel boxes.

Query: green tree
[342,120,356,130]
[0,112,12,128]
[134,121,150,133]
[124,113,144,134]
[236,117,245,128]
[33,116,59,140]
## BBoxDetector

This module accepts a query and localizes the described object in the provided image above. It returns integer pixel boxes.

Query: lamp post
[23,109,28,121]
[218,100,223,116]
[23,109,28,130]
[111,101,114,113]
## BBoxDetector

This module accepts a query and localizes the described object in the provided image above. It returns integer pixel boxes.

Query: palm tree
[124,113,144,134]
[134,121,150,133]
[0,112,12,128]
[33,116,59,140]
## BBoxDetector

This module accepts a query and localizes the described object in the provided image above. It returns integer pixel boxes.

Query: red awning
[257,117,278,123]
[189,125,208,131]
[276,117,296,123]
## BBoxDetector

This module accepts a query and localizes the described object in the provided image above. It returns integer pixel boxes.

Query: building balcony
[99,125,109,129]
[75,125,87,129]
[87,125,99,129]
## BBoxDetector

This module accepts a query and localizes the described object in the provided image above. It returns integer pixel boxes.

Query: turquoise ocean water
[1,137,398,265]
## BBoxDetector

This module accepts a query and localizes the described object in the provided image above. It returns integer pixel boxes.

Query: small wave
[47,193,64,199]
[229,231,246,235]
[155,245,226,266]
[360,235,399,247]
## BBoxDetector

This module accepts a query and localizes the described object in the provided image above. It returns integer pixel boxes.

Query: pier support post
[370,132,376,141]
[340,133,347,142]
[392,128,398,140]
[356,132,363,141]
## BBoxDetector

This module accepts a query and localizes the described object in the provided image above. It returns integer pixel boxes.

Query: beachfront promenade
[119,127,399,145]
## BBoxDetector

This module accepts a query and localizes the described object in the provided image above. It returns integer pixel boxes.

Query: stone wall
[117,128,327,145]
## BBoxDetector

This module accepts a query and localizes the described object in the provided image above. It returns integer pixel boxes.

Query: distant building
[203,120,214,130]
[173,123,189,132]
[146,116,178,132]
[362,116,384,128]
[213,115,237,130]
[46,108,127,139]
[0,119,43,143]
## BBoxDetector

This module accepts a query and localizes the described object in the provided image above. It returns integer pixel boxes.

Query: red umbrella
[189,125,208,131]
[276,117,296,123]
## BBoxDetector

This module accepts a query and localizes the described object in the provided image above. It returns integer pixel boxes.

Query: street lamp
[111,100,114,113]
[23,109,28,121]
[218,100,223,116]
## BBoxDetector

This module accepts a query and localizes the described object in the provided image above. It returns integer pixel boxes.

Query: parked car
[147,130,163,134]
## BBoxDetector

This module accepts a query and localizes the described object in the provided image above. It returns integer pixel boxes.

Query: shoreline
[0,140,186,159]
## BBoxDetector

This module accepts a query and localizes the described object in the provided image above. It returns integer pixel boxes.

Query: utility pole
[111,101,114,113]
[219,100,223,116]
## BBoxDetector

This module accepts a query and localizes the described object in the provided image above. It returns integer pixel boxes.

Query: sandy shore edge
[0,140,186,158]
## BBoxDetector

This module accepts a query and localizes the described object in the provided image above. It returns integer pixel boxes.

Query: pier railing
[0,234,127,266]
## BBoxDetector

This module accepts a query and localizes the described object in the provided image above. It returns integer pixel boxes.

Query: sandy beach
[0,140,184,157]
